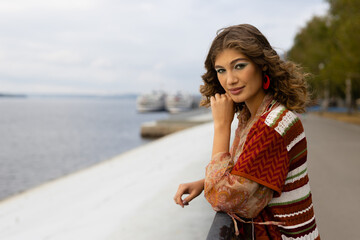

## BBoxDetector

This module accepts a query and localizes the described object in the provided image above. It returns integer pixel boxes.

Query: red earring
[263,74,270,90]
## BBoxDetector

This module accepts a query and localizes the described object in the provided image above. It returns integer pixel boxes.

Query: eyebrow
[214,58,249,69]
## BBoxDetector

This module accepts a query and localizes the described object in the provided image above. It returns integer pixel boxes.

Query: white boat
[136,91,166,112]
[165,92,194,113]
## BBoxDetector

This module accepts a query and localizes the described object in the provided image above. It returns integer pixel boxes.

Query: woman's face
[214,48,265,105]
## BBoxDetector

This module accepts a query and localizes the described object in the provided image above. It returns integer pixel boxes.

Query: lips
[229,86,244,95]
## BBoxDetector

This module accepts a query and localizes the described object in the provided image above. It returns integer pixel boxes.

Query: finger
[183,192,197,205]
[174,192,184,207]
[174,194,184,208]
[221,93,230,101]
[224,92,233,100]
[214,93,221,100]
[224,93,235,105]
[174,186,186,207]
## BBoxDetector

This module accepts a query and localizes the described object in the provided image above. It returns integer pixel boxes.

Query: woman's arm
[204,152,273,218]
[206,93,273,218]
[174,93,234,208]
[210,93,234,157]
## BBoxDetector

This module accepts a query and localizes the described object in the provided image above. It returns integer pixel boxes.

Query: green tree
[287,16,333,98]
[288,0,360,110]
[328,0,360,104]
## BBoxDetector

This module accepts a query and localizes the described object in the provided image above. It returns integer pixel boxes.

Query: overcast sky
[0,0,329,95]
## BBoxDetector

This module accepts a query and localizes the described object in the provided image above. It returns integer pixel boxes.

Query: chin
[230,95,246,103]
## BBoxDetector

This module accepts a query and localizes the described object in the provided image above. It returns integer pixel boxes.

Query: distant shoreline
[0,93,27,98]
[0,93,138,99]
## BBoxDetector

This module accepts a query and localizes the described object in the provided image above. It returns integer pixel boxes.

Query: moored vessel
[165,92,194,113]
[136,91,166,112]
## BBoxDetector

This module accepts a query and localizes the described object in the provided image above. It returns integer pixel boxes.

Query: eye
[234,63,248,70]
[216,68,226,74]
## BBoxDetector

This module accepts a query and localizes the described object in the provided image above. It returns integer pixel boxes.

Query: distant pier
[140,108,212,138]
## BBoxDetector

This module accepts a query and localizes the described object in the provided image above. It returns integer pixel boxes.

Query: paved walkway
[0,113,358,239]
[301,113,360,240]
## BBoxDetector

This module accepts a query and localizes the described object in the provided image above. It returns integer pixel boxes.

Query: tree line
[288,0,360,111]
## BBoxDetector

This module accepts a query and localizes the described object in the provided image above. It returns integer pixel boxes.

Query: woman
[173,24,320,240]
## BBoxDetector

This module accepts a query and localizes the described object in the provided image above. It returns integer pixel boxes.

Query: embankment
[0,119,232,240]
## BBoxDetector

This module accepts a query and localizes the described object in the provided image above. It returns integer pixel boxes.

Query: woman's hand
[174,179,205,208]
[210,93,234,158]
[210,93,235,128]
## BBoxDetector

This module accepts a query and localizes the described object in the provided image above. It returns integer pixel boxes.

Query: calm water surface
[0,97,168,201]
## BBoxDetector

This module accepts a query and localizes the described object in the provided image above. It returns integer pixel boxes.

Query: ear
[262,65,268,71]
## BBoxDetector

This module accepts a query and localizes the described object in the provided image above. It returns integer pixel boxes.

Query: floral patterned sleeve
[204,152,273,218]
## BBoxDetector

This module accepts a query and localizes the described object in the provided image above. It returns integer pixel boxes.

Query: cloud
[0,0,329,95]
[0,0,99,13]
[91,58,114,69]
[40,50,83,65]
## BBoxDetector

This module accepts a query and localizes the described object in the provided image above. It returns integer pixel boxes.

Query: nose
[227,71,238,85]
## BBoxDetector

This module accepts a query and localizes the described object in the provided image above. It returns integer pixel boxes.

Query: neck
[245,91,266,119]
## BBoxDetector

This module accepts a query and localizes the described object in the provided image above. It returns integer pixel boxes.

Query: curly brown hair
[200,24,310,113]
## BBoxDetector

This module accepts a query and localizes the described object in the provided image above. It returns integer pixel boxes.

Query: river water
[0,96,169,201]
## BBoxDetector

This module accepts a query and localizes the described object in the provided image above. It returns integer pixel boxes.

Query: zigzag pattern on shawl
[231,118,289,195]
